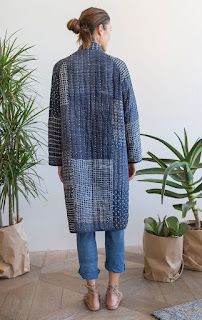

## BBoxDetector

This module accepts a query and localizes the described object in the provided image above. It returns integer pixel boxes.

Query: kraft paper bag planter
[143,230,184,282]
[183,220,202,271]
[0,217,30,278]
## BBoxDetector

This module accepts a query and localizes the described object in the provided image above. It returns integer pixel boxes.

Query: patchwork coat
[48,41,142,233]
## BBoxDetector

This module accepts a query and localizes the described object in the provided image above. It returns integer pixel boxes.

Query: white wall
[1,0,202,251]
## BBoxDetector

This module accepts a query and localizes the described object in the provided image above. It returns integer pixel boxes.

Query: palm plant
[136,128,202,230]
[0,30,48,228]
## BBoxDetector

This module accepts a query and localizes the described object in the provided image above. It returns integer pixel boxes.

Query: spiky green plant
[0,30,48,228]
[136,128,202,230]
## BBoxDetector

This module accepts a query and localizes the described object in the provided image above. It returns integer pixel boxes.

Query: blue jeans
[76,229,126,280]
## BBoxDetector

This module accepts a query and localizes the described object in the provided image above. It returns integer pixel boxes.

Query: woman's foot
[83,283,101,311]
[105,283,123,310]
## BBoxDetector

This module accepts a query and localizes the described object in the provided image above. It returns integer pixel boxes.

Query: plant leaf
[147,151,167,169]
[140,133,184,160]
[190,182,202,194]
[146,188,188,198]
[187,138,202,165]
[174,131,187,157]
[178,222,189,235]
[161,161,189,204]
[137,178,185,189]
[135,168,166,176]
[196,193,202,198]
[183,201,195,217]
[166,216,179,234]
[183,128,189,155]
[173,204,183,211]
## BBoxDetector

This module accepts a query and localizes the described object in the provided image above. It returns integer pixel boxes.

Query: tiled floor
[0,246,202,319]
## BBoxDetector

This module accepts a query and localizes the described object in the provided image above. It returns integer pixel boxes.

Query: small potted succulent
[0,31,47,278]
[136,129,202,271]
[143,215,188,282]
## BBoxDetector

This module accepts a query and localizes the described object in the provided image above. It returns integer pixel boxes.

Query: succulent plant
[144,215,189,237]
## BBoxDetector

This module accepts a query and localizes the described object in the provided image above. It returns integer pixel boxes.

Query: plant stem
[8,185,14,225]
[16,189,19,223]
[187,180,200,230]
[192,206,201,230]
[0,184,2,228]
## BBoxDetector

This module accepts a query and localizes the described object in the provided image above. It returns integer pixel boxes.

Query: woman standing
[48,7,142,311]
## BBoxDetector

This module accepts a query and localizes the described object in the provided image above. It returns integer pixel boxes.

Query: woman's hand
[58,166,64,183]
[128,163,136,180]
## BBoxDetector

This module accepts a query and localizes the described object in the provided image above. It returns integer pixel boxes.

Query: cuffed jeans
[76,229,125,280]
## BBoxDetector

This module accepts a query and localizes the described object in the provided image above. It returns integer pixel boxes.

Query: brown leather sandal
[105,283,123,310]
[83,283,101,311]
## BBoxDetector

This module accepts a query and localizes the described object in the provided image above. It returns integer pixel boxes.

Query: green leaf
[0,31,47,218]
[141,157,178,164]
[174,131,188,158]
[162,222,170,237]
[191,176,202,186]
[144,217,157,234]
[183,128,189,155]
[137,178,185,189]
[191,152,201,175]
[182,201,194,218]
[187,138,202,165]
[166,216,179,233]
[178,223,189,235]
[140,133,184,160]
[184,164,194,182]
[157,222,164,236]
[135,168,165,176]
[161,161,189,204]
[146,189,188,198]
[196,193,202,198]
[144,223,155,233]
[190,182,202,194]
[147,151,167,169]
[173,204,183,211]
[173,201,195,218]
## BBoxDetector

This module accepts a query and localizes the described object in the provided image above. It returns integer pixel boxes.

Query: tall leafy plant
[0,30,48,228]
[136,129,202,230]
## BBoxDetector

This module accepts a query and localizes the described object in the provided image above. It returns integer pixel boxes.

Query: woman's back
[48,7,142,311]
[48,12,142,234]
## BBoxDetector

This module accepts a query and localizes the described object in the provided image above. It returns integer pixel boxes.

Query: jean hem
[78,269,100,280]
[105,263,126,273]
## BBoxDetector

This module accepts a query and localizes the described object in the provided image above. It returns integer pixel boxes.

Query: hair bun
[67,18,80,34]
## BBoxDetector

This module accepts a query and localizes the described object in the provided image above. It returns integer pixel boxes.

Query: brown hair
[67,7,110,49]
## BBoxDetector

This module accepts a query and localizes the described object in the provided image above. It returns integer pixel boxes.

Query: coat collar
[78,41,103,51]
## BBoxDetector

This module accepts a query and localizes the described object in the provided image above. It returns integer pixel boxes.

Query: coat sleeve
[48,62,62,166]
[122,66,142,163]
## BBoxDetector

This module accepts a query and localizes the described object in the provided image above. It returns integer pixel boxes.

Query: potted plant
[136,129,202,271]
[143,215,188,282]
[0,31,47,278]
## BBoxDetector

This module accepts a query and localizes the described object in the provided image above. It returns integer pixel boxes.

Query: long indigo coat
[48,41,142,233]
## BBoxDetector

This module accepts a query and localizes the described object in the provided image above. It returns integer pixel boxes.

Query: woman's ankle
[86,279,96,286]
[108,282,119,288]
[108,271,120,287]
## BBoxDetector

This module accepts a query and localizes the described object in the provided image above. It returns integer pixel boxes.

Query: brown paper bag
[183,220,202,271]
[0,217,30,278]
[143,230,184,282]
